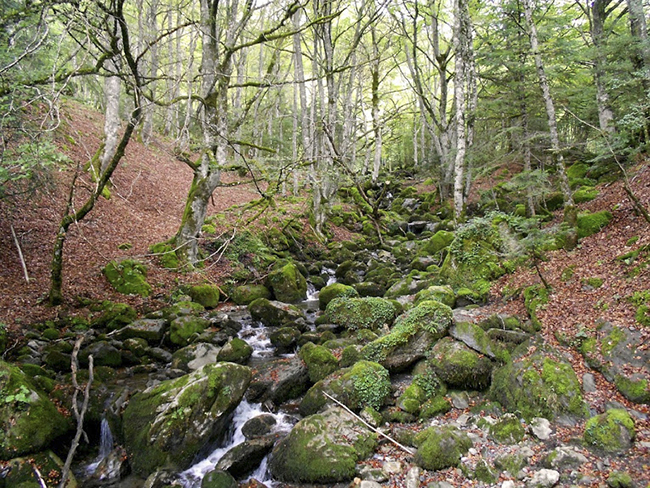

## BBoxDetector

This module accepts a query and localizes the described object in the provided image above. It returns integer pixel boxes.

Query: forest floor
[1,102,650,485]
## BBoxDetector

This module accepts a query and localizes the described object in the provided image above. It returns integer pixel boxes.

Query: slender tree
[522,0,576,246]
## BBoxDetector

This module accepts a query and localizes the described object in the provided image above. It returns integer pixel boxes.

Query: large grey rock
[544,446,588,470]
[171,343,221,372]
[246,355,309,405]
[122,362,251,476]
[215,435,277,478]
[527,469,560,487]
[449,321,499,359]
[269,407,378,483]
[114,318,167,343]
[249,298,305,327]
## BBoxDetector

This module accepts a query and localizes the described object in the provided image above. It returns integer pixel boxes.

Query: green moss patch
[102,259,152,297]
[584,408,635,452]
[577,210,612,239]
[325,297,397,331]
[414,425,472,471]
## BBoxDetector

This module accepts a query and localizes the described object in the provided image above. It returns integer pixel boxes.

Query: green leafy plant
[3,384,31,405]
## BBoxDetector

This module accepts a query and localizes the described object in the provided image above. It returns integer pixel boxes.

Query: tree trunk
[590,0,616,133]
[370,23,382,183]
[453,0,468,220]
[49,0,143,305]
[100,68,121,174]
[522,0,575,244]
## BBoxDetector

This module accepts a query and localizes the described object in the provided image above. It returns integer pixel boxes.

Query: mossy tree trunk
[49,0,143,306]
[173,170,221,264]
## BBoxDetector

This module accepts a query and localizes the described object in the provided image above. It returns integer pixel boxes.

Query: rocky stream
[1,217,649,488]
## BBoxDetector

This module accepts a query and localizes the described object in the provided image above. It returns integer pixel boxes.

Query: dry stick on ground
[322,392,416,456]
[10,225,29,283]
[59,337,94,488]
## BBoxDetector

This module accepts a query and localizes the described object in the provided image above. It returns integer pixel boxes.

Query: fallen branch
[322,392,416,456]
[59,336,94,488]
[10,225,29,283]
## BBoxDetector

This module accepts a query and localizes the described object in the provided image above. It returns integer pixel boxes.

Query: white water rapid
[177,400,293,487]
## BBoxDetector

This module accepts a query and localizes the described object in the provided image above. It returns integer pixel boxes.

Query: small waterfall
[306,282,318,300]
[238,319,274,358]
[323,267,337,286]
[178,400,292,487]
[85,417,114,475]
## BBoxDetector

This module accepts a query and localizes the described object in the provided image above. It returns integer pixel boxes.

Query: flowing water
[84,417,114,476]
[177,400,294,487]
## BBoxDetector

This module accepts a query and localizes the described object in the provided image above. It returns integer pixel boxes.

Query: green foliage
[0,139,70,200]
[523,284,549,330]
[2,384,30,405]
[628,290,650,327]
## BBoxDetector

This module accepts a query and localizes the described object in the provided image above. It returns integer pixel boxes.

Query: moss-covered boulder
[266,262,307,303]
[362,300,453,372]
[414,425,472,471]
[0,361,71,460]
[91,301,137,331]
[450,321,503,360]
[200,469,237,488]
[150,241,179,269]
[269,406,378,484]
[490,343,587,421]
[318,283,359,310]
[428,337,494,390]
[440,213,513,293]
[583,408,635,453]
[249,298,305,327]
[422,229,455,256]
[384,272,439,299]
[300,360,391,416]
[122,362,251,476]
[2,450,77,487]
[325,297,397,331]
[485,413,526,444]
[577,210,612,239]
[231,284,272,305]
[581,322,650,404]
[79,340,122,368]
[163,300,205,321]
[188,284,220,308]
[217,338,253,364]
[414,285,456,308]
[114,318,167,343]
[169,315,210,347]
[269,327,301,355]
[299,342,340,383]
[102,259,152,297]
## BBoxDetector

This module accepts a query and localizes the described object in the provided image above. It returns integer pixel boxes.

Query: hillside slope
[0,102,261,325]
